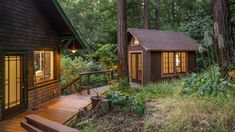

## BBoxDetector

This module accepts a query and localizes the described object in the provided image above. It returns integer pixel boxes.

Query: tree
[212,0,235,77]
[117,0,128,77]
[143,0,149,29]
[155,0,160,30]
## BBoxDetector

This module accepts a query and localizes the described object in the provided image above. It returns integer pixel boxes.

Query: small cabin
[0,0,82,120]
[127,28,199,85]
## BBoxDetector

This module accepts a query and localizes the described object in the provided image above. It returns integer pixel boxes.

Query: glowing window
[34,51,54,83]
[132,38,140,46]
[162,52,174,74]
[162,52,187,75]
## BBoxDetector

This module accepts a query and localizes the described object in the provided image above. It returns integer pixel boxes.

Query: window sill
[162,72,187,78]
[28,79,61,91]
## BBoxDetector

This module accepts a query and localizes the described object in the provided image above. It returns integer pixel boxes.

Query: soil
[77,99,166,132]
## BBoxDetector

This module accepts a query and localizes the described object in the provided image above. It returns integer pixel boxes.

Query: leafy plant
[106,91,146,116]
[182,65,235,97]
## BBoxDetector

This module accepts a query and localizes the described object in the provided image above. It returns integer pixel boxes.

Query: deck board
[0,86,110,132]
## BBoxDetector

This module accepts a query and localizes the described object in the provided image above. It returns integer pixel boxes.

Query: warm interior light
[70,40,78,53]
[71,50,78,53]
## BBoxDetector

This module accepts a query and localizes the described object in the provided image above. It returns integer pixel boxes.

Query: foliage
[110,77,130,91]
[61,55,110,94]
[89,44,118,69]
[182,66,235,97]
[138,80,181,100]
[106,91,146,116]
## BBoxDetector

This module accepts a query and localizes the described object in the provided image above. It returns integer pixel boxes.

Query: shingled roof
[128,28,199,51]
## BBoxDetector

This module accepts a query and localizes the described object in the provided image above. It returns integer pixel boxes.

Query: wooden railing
[61,69,115,94]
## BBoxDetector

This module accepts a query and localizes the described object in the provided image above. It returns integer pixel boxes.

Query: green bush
[182,66,235,97]
[106,91,146,116]
[139,80,181,100]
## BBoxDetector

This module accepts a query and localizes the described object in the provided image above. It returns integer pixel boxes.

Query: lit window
[34,51,54,83]
[132,38,140,46]
[162,52,174,74]
[162,52,187,75]
[176,52,187,73]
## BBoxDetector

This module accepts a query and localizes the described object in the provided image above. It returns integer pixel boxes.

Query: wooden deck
[0,86,110,132]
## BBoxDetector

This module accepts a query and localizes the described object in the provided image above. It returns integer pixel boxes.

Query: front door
[130,53,143,84]
[4,55,26,118]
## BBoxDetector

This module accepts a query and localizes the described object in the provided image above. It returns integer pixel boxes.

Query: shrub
[182,65,235,97]
[106,91,146,116]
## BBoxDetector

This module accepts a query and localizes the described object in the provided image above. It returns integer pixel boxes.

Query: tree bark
[212,0,235,77]
[117,0,128,77]
[144,0,149,29]
[155,0,160,30]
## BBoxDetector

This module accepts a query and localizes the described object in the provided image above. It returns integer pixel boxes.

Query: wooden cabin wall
[0,0,62,115]
[0,0,61,87]
[151,51,162,82]
[188,51,197,73]
[128,38,151,85]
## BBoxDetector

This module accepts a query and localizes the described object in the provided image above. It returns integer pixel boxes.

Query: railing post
[110,70,114,80]
[87,74,90,94]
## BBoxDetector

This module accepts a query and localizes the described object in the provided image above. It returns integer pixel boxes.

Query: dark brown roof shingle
[128,28,199,51]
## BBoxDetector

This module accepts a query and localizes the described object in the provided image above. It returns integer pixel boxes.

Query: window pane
[34,51,54,83]
[169,52,174,73]
[162,52,169,74]
[44,51,54,81]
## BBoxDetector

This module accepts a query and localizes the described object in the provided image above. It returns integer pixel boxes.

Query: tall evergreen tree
[143,0,149,29]
[212,0,235,77]
[117,0,128,77]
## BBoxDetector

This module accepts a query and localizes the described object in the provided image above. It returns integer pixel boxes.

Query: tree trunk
[117,0,128,77]
[212,0,235,77]
[144,0,149,29]
[155,0,160,30]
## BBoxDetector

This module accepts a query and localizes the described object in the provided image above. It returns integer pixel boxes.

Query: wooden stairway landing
[0,86,110,132]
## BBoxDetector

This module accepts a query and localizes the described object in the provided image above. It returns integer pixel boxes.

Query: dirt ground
[79,100,166,132]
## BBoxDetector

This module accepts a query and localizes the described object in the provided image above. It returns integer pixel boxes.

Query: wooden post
[87,74,90,94]
[110,70,114,80]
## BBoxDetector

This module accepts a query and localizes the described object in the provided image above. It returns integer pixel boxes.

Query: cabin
[127,28,199,85]
[0,0,83,120]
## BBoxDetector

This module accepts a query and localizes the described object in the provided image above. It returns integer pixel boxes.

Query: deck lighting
[70,40,78,53]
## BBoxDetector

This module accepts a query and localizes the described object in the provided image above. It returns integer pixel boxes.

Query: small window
[162,52,187,76]
[34,51,54,83]
[162,52,174,75]
[176,52,187,73]
[132,38,140,46]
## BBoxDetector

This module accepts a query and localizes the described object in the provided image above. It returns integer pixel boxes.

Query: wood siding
[151,51,162,82]
[188,51,197,73]
[128,35,197,85]
[128,38,151,85]
[0,0,61,87]
[0,0,62,119]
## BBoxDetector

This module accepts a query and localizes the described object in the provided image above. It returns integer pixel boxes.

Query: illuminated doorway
[4,55,26,118]
[130,53,143,84]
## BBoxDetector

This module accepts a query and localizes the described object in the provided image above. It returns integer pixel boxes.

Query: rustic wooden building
[0,0,83,120]
[127,28,199,85]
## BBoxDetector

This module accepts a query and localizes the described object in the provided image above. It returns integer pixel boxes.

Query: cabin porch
[0,86,110,132]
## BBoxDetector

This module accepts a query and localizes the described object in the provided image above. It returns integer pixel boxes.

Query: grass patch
[78,78,235,131]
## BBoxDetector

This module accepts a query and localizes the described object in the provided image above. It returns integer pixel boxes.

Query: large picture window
[34,51,54,83]
[162,52,187,75]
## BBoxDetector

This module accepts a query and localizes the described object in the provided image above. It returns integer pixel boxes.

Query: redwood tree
[155,0,160,30]
[212,0,235,77]
[144,0,149,29]
[117,0,128,77]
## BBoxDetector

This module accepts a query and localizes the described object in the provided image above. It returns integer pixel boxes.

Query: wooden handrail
[61,76,81,91]
[61,69,115,93]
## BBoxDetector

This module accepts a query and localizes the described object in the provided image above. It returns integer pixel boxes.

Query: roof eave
[52,0,85,49]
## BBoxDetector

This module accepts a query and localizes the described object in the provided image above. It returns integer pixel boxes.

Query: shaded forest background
[59,0,235,48]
